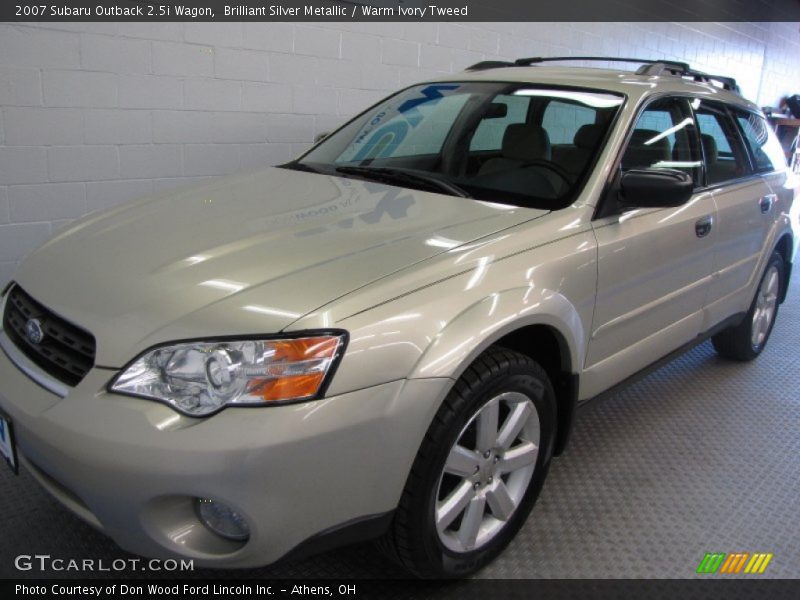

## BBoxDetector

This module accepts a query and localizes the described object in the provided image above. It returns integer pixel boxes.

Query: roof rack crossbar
[465,56,739,95]
[636,62,683,76]
[688,70,740,93]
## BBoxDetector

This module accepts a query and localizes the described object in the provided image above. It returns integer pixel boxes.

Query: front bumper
[0,344,450,567]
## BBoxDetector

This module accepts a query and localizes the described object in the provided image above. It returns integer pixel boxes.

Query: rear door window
[695,102,751,185]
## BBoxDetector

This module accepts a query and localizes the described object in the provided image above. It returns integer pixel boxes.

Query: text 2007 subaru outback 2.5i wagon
[0,57,796,577]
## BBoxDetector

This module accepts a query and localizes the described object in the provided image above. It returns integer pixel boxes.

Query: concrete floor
[1,275,798,580]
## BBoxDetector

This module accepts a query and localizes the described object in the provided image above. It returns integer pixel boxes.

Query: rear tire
[712,252,784,361]
[378,347,556,578]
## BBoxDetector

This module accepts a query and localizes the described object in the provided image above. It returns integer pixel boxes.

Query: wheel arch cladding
[774,233,793,303]
[493,325,578,457]
[409,286,583,457]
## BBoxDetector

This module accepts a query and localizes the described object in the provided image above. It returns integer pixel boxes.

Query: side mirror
[620,168,693,208]
[314,132,330,144]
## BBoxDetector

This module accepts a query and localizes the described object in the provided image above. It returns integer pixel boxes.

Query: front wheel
[378,348,556,578]
[712,252,784,361]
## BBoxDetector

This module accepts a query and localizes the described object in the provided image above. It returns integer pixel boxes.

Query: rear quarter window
[734,110,787,172]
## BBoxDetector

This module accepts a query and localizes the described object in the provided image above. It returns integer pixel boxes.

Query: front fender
[409,285,585,380]
[291,217,597,398]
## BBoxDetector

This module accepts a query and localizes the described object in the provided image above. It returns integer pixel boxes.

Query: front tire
[712,252,784,361]
[379,348,556,578]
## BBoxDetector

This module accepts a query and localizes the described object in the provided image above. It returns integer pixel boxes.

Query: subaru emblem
[25,318,45,345]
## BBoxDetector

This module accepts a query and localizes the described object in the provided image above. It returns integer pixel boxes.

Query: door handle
[759,194,776,214]
[695,215,713,238]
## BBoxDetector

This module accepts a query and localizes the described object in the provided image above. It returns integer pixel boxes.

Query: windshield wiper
[335,166,471,198]
[279,161,325,174]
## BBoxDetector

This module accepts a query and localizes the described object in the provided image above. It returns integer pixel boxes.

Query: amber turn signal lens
[250,372,326,402]
[271,336,341,362]
[246,336,342,402]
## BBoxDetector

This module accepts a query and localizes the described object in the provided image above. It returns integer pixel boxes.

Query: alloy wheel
[434,391,540,553]
[751,264,780,349]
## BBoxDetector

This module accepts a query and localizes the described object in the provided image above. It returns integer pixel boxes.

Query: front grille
[2,284,95,387]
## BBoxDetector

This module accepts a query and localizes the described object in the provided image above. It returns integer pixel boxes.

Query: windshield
[292,82,624,210]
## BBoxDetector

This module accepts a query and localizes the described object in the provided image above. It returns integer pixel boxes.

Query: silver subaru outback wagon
[0,57,796,577]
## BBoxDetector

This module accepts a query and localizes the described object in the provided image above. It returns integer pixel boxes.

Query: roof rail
[465,60,515,71]
[511,56,691,71]
[464,55,740,94]
[637,62,740,93]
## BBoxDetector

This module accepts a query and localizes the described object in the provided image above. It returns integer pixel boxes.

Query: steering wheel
[517,159,572,186]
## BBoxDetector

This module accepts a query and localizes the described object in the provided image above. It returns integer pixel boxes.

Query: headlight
[109,332,346,417]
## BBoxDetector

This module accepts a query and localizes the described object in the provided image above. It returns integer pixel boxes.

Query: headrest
[501,124,552,161]
[574,124,604,149]
[622,128,670,169]
[701,134,718,164]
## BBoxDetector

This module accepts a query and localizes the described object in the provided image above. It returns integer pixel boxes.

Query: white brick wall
[0,21,798,286]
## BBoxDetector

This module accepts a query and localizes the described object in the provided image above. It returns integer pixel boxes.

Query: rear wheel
[378,348,556,578]
[712,252,784,361]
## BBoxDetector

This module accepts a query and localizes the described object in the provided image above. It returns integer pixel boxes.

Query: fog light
[195,498,250,542]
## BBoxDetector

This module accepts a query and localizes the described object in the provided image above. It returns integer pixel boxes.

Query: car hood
[13,167,546,366]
